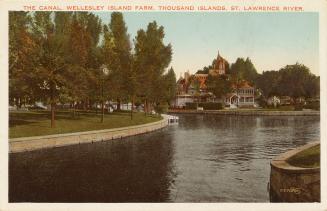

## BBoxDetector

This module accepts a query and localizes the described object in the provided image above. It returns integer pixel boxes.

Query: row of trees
[256,63,319,100]
[200,57,319,102]
[9,11,176,127]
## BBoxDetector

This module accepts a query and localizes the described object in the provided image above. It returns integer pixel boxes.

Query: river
[9,114,320,202]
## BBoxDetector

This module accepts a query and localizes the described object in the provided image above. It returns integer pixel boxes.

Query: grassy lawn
[287,144,320,168]
[9,110,162,139]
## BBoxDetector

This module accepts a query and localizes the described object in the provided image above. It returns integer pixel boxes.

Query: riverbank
[10,110,162,138]
[9,114,168,153]
[168,109,319,116]
[270,141,320,202]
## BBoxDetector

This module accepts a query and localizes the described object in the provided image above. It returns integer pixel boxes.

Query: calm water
[9,115,320,202]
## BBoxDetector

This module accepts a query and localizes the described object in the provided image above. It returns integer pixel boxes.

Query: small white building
[267,96,281,107]
[174,94,194,108]
[224,81,255,108]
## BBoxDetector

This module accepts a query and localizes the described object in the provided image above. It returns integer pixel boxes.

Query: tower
[209,50,228,76]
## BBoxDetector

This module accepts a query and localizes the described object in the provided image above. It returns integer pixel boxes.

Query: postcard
[0,0,326,210]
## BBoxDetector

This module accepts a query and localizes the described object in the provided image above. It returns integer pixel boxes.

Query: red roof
[231,80,254,89]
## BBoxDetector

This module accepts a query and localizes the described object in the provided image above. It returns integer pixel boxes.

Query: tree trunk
[83,100,87,111]
[18,97,21,109]
[144,99,147,116]
[101,83,104,123]
[117,98,121,111]
[72,101,76,118]
[130,96,134,120]
[101,99,104,123]
[51,102,55,128]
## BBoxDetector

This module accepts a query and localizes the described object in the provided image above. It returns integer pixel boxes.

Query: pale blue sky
[95,12,319,76]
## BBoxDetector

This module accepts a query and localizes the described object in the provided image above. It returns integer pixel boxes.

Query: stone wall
[9,116,168,153]
[269,141,320,202]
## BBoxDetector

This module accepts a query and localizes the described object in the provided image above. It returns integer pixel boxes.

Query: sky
[95,12,319,77]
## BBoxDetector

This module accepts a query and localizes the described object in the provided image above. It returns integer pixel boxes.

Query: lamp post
[101,65,110,123]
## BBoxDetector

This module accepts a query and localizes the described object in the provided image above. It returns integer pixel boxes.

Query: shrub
[185,102,197,110]
[304,101,320,111]
[294,104,303,111]
[154,103,169,114]
[199,102,223,110]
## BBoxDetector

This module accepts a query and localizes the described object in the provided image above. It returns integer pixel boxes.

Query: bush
[199,102,223,110]
[257,96,267,108]
[304,101,320,111]
[154,103,169,114]
[294,104,303,111]
[185,102,197,110]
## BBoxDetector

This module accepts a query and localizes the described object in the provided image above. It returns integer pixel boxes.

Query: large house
[174,51,256,108]
[224,81,255,108]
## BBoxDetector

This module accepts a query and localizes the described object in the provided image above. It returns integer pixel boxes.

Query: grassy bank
[287,144,320,168]
[9,110,162,139]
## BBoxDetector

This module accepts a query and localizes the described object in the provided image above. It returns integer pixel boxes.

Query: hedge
[304,101,320,111]
[154,104,169,114]
[185,102,223,110]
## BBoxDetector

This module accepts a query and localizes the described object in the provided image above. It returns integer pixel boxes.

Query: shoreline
[168,109,320,116]
[9,115,168,153]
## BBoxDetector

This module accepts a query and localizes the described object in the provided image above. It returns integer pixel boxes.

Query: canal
[9,115,320,202]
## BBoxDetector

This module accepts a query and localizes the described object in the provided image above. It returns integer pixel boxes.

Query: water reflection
[9,115,320,202]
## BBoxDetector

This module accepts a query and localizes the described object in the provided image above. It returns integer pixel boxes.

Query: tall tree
[230,57,258,84]
[109,12,132,111]
[256,70,281,98]
[134,21,172,113]
[31,12,68,127]
[9,11,37,107]
[278,63,314,101]
[163,67,177,104]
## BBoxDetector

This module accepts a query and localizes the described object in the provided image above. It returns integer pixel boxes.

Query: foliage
[206,74,231,98]
[199,102,223,110]
[304,101,320,111]
[185,102,197,110]
[163,67,177,104]
[256,70,281,98]
[256,63,320,101]
[133,21,172,110]
[9,12,37,106]
[9,11,174,127]
[154,103,169,114]
[230,57,258,84]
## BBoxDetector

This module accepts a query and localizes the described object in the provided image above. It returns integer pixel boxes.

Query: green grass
[9,110,162,139]
[287,144,320,168]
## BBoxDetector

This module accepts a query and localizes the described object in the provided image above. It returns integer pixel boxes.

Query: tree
[256,70,281,98]
[206,74,231,99]
[230,57,258,84]
[9,12,37,107]
[75,12,103,111]
[304,75,319,98]
[63,12,94,117]
[31,12,69,127]
[278,63,316,101]
[133,21,172,114]
[163,67,177,104]
[108,12,132,111]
